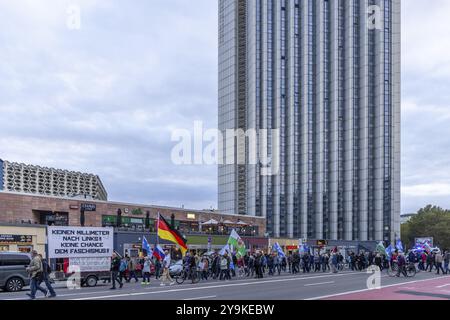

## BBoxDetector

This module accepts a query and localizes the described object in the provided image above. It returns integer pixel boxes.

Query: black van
[0,252,31,292]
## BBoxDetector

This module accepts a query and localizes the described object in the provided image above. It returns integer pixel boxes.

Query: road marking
[305,275,450,300]
[183,295,217,300]
[304,281,335,287]
[1,271,363,300]
[71,272,364,300]
[436,283,450,288]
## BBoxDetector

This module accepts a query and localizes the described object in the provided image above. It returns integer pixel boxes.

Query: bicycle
[406,263,417,278]
[175,267,200,285]
[387,262,399,277]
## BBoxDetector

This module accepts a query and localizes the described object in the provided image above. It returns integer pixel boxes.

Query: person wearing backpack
[26,250,47,300]
[119,256,128,283]
[38,254,56,298]
[110,253,123,290]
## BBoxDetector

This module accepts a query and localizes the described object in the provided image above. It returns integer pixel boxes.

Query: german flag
[157,214,188,255]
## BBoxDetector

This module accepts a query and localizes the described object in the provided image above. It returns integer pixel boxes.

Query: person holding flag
[273,242,286,258]
[227,229,246,258]
[142,236,152,257]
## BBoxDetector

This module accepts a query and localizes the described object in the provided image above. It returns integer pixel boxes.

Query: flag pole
[156,212,160,247]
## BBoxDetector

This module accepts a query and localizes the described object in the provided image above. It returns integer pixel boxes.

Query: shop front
[243,237,269,252]
[268,238,301,254]
[114,231,183,260]
[0,223,47,257]
[185,235,228,255]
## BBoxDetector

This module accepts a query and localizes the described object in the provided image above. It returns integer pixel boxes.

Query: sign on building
[80,203,97,212]
[47,226,113,259]
[0,234,33,244]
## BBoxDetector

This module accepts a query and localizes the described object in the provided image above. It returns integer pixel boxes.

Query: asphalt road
[1,270,449,300]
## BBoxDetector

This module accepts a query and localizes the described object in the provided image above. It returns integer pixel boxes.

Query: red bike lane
[324,276,450,300]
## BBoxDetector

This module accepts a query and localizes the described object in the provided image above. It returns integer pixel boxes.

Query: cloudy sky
[0,1,449,214]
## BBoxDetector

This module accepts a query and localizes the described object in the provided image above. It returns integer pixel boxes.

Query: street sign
[0,234,33,244]
[80,203,96,212]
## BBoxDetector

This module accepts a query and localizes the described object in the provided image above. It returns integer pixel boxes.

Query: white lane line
[304,281,335,287]
[72,272,364,300]
[305,275,450,300]
[183,295,217,300]
[436,283,450,288]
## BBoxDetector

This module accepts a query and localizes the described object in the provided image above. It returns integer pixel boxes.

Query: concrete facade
[218,0,401,242]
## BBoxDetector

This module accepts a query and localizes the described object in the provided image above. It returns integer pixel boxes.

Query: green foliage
[401,205,450,250]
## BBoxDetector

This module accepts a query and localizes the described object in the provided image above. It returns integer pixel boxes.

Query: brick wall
[0,192,266,236]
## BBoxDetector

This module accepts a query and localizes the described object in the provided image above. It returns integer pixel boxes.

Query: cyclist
[396,252,408,277]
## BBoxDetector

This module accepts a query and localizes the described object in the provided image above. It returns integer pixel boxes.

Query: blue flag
[386,245,393,259]
[395,236,404,252]
[273,242,286,258]
[219,244,231,256]
[142,236,152,256]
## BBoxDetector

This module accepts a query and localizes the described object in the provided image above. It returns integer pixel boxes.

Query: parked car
[0,252,31,292]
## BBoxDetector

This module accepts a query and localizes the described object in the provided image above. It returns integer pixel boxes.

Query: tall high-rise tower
[218,0,401,242]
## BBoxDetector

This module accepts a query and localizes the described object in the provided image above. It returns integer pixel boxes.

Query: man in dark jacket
[426,252,434,272]
[110,253,123,290]
[396,253,408,277]
[38,254,56,298]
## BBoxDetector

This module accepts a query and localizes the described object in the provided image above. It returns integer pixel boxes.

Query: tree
[401,205,450,250]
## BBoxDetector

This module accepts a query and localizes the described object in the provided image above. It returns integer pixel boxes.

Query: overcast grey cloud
[0,1,449,214]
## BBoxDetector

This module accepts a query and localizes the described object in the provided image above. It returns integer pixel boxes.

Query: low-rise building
[0,191,267,257]
[0,223,47,257]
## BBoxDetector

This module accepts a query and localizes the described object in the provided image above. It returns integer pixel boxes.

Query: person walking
[247,254,255,277]
[287,254,293,273]
[302,253,310,273]
[119,256,128,283]
[110,253,123,290]
[26,251,47,300]
[444,250,450,275]
[267,254,274,276]
[127,257,139,283]
[309,253,315,271]
[199,257,209,280]
[160,250,174,286]
[219,254,229,280]
[212,253,220,279]
[141,256,151,285]
[374,253,383,271]
[38,254,56,298]
[435,251,445,275]
[292,251,300,274]
[426,252,434,272]
[331,252,339,273]
[154,256,162,280]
